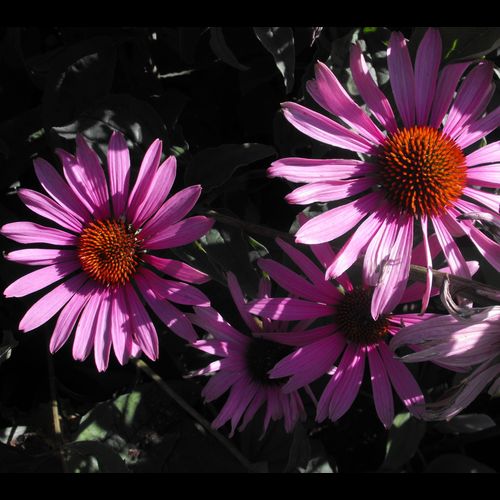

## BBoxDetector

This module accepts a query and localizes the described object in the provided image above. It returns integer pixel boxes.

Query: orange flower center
[378,126,467,216]
[335,288,389,345]
[78,219,142,286]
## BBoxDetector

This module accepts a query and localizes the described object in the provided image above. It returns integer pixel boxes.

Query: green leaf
[65,441,129,473]
[425,454,496,473]
[381,412,427,471]
[434,413,496,434]
[253,27,295,93]
[184,143,276,192]
[0,331,18,367]
[209,27,249,71]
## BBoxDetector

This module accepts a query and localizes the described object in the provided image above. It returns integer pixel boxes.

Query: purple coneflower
[246,231,473,428]
[1,133,214,371]
[269,27,499,319]
[189,272,306,437]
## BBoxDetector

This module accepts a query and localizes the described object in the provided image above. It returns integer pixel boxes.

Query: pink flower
[246,232,454,429]
[390,307,500,420]
[270,27,500,319]
[189,272,306,437]
[1,133,214,371]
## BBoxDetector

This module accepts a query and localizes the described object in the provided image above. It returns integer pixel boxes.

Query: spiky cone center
[378,126,467,216]
[246,337,293,386]
[77,219,142,286]
[335,288,389,345]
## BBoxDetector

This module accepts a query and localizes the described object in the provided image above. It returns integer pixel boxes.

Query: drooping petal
[378,342,424,417]
[257,323,337,347]
[367,344,394,429]
[124,283,158,361]
[419,215,433,313]
[93,288,113,372]
[349,43,398,134]
[17,188,82,232]
[126,139,163,219]
[268,157,377,183]
[134,277,196,343]
[444,61,494,138]
[455,106,500,149]
[143,254,210,284]
[0,221,78,246]
[19,273,88,333]
[192,339,229,357]
[462,186,500,213]
[248,297,334,321]
[142,216,214,251]
[306,61,385,144]
[49,280,95,353]
[295,192,382,245]
[109,285,133,366]
[281,102,376,154]
[414,28,442,125]
[4,260,81,298]
[107,131,130,218]
[72,286,102,361]
[189,306,248,345]
[129,156,177,228]
[429,62,470,128]
[140,185,203,240]
[387,31,415,127]
[285,177,375,205]
[33,157,91,223]
[135,267,210,307]
[226,272,258,331]
[5,248,77,266]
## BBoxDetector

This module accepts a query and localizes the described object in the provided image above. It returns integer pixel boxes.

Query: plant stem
[133,359,260,472]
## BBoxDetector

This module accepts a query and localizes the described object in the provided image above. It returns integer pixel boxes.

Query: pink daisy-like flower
[189,272,307,437]
[270,27,500,319]
[1,133,214,371]
[247,223,480,428]
[390,306,500,420]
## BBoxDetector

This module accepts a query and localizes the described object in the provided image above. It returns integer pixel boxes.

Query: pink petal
[295,192,382,245]
[33,157,91,223]
[248,297,334,321]
[143,216,214,251]
[129,156,177,228]
[274,237,340,299]
[463,186,499,212]
[286,177,375,205]
[325,207,386,280]
[192,339,229,357]
[201,371,237,402]
[317,343,365,422]
[124,283,158,361]
[414,28,442,125]
[110,286,133,365]
[140,185,203,240]
[135,276,197,343]
[387,31,415,127]
[226,271,258,331]
[4,260,81,298]
[257,323,337,347]
[429,62,470,128]
[455,106,500,149]
[432,214,471,278]
[143,254,210,284]
[281,102,376,154]
[127,139,163,218]
[307,61,385,144]
[258,258,332,304]
[93,288,113,372]
[18,188,82,232]
[135,267,210,307]
[378,342,424,417]
[466,140,500,166]
[419,215,433,313]
[274,335,346,393]
[349,43,398,134]
[49,280,95,353]
[367,344,394,429]
[239,389,267,432]
[443,61,494,138]
[107,131,130,218]
[371,214,413,318]
[0,221,78,246]
[268,157,377,183]
[5,248,77,266]
[466,165,500,188]
[19,273,88,332]
[72,286,102,361]
[189,306,248,346]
